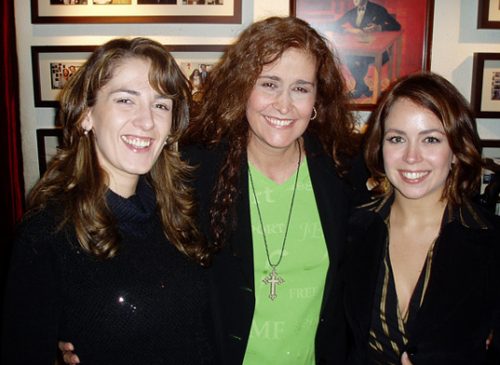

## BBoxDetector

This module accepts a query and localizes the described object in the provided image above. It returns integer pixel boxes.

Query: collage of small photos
[49,1,224,4]
[48,56,217,103]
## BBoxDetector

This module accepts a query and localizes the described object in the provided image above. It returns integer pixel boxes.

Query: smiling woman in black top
[1,37,214,365]
[339,72,500,365]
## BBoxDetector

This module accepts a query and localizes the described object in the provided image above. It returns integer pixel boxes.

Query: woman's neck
[390,192,447,230]
[108,175,139,198]
[247,138,303,184]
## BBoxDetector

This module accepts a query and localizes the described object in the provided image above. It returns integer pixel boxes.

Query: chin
[124,165,154,176]
[396,187,443,202]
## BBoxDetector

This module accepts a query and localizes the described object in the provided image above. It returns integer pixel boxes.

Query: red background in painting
[296,0,429,79]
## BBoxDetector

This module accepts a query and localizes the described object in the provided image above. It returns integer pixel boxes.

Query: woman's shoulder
[340,199,388,268]
[14,203,68,249]
[351,195,389,221]
[180,141,227,166]
[347,197,388,240]
[454,200,500,233]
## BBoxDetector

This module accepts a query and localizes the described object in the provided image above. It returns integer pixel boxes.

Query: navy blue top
[2,178,214,364]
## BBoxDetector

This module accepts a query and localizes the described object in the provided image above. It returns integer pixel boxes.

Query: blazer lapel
[230,154,256,291]
[303,134,351,310]
[408,224,488,340]
[344,212,388,337]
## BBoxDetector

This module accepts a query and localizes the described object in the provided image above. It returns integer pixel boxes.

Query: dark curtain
[1,0,25,302]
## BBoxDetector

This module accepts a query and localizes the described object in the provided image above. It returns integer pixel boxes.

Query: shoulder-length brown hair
[183,16,357,250]
[28,37,209,265]
[364,71,483,207]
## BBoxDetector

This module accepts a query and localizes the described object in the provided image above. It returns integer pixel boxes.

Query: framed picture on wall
[480,139,500,216]
[471,53,500,118]
[31,45,96,108]
[477,0,500,29]
[36,127,63,176]
[290,0,434,110]
[32,44,226,108]
[31,0,241,24]
[167,44,226,102]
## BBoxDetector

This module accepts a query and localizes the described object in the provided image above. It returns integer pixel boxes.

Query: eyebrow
[257,75,316,87]
[108,88,171,100]
[109,88,140,96]
[384,128,446,136]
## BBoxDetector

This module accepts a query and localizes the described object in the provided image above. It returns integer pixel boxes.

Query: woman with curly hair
[182,16,363,364]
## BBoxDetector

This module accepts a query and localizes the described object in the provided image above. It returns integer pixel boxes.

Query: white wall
[431,0,500,139]
[14,0,500,192]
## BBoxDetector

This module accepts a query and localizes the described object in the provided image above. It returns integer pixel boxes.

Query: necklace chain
[248,141,302,270]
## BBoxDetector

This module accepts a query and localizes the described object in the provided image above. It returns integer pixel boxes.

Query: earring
[164,141,178,151]
[380,176,391,193]
[84,129,89,136]
[310,107,317,121]
[163,138,178,151]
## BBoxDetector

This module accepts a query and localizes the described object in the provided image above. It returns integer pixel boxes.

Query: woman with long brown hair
[2,37,214,364]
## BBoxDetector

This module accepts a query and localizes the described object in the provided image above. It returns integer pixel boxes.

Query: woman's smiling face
[83,57,173,195]
[245,48,317,155]
[382,98,456,203]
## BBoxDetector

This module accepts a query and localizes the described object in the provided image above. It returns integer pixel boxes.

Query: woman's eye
[116,98,132,104]
[261,82,277,89]
[386,135,404,143]
[424,136,441,143]
[155,103,171,111]
[294,86,310,94]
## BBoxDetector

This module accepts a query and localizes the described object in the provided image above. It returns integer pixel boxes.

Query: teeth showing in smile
[266,116,293,127]
[401,171,428,180]
[121,136,152,149]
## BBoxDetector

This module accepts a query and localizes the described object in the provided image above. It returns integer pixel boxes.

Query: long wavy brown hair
[27,37,210,265]
[182,16,357,250]
[364,72,483,207]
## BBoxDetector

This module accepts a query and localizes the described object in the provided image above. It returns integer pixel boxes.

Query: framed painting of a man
[291,0,434,110]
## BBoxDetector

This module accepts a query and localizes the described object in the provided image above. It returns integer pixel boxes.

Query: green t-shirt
[243,159,329,365]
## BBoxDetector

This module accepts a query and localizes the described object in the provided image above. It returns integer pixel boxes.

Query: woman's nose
[403,142,422,163]
[272,91,292,114]
[133,105,155,130]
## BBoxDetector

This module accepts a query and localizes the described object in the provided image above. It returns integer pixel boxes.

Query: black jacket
[183,133,356,364]
[339,196,500,364]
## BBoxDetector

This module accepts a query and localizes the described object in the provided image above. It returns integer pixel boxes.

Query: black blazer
[339,197,500,365]
[183,133,355,365]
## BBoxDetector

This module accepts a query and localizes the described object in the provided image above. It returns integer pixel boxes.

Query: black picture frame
[36,127,63,176]
[31,45,96,108]
[477,0,500,29]
[31,0,242,24]
[471,52,500,118]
